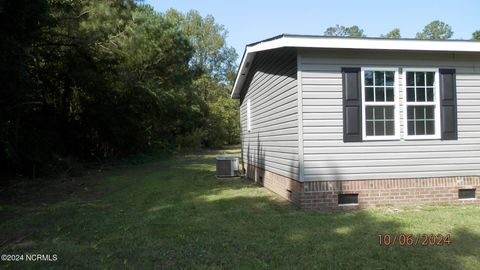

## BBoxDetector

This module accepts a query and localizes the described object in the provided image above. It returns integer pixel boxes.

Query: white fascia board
[230,49,255,98]
[230,35,480,98]
[251,36,480,53]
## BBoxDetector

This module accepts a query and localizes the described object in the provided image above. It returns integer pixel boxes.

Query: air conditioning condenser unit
[216,156,239,178]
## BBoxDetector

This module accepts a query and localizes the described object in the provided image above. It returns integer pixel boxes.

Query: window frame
[402,68,441,140]
[361,67,400,141]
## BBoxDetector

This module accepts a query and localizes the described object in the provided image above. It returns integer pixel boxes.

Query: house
[231,34,480,209]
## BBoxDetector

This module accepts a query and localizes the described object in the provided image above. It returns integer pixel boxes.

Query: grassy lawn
[1,148,480,269]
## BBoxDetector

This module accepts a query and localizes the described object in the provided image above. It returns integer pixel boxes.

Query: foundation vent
[459,189,476,200]
[338,194,359,205]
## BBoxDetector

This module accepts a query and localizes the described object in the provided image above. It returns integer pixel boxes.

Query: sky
[144,0,479,58]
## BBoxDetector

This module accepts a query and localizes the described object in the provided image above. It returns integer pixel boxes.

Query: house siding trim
[297,53,305,181]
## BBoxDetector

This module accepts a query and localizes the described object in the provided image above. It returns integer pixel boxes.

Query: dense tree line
[325,21,480,40]
[0,0,239,177]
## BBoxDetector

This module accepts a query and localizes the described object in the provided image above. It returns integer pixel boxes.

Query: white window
[361,68,400,140]
[403,69,440,139]
[246,99,251,132]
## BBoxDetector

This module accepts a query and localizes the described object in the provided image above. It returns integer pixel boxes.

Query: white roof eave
[230,35,480,98]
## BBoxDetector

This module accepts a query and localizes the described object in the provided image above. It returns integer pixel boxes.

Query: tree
[0,0,199,175]
[1,0,240,176]
[165,9,239,148]
[324,25,366,37]
[165,10,237,94]
[472,30,480,40]
[381,28,401,39]
[0,0,50,174]
[416,20,453,40]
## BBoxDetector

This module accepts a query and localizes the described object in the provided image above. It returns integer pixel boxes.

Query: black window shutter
[439,69,458,140]
[342,67,362,142]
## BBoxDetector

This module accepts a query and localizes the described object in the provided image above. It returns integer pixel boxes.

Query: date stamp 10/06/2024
[378,233,452,247]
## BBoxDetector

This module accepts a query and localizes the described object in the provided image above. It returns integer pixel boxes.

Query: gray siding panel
[300,50,480,181]
[240,48,299,180]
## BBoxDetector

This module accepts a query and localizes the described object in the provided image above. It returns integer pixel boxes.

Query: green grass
[1,148,480,269]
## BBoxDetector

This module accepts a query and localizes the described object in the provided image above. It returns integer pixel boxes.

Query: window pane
[384,107,394,120]
[425,106,434,119]
[426,120,435,135]
[368,106,395,120]
[366,106,374,120]
[426,87,434,101]
[408,120,415,135]
[365,87,374,101]
[406,72,415,86]
[385,72,394,86]
[385,87,394,101]
[407,87,415,101]
[374,71,384,85]
[364,71,373,86]
[366,121,374,136]
[415,121,425,135]
[365,106,395,137]
[409,106,434,119]
[375,121,385,136]
[407,106,415,120]
[426,72,434,86]
[374,107,384,119]
[416,107,425,119]
[416,87,426,102]
[407,106,436,136]
[385,120,394,135]
[375,87,385,102]
[416,72,425,86]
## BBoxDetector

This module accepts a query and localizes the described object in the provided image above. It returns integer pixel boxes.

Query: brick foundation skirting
[244,163,480,209]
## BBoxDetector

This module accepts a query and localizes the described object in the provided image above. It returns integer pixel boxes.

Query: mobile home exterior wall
[239,48,299,182]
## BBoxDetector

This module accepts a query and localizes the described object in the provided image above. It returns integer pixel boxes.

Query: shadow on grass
[1,149,480,269]
[138,159,480,269]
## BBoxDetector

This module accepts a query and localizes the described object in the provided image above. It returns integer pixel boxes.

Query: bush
[175,129,205,151]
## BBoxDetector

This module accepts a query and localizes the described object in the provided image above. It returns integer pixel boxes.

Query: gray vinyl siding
[299,49,480,181]
[240,48,299,180]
